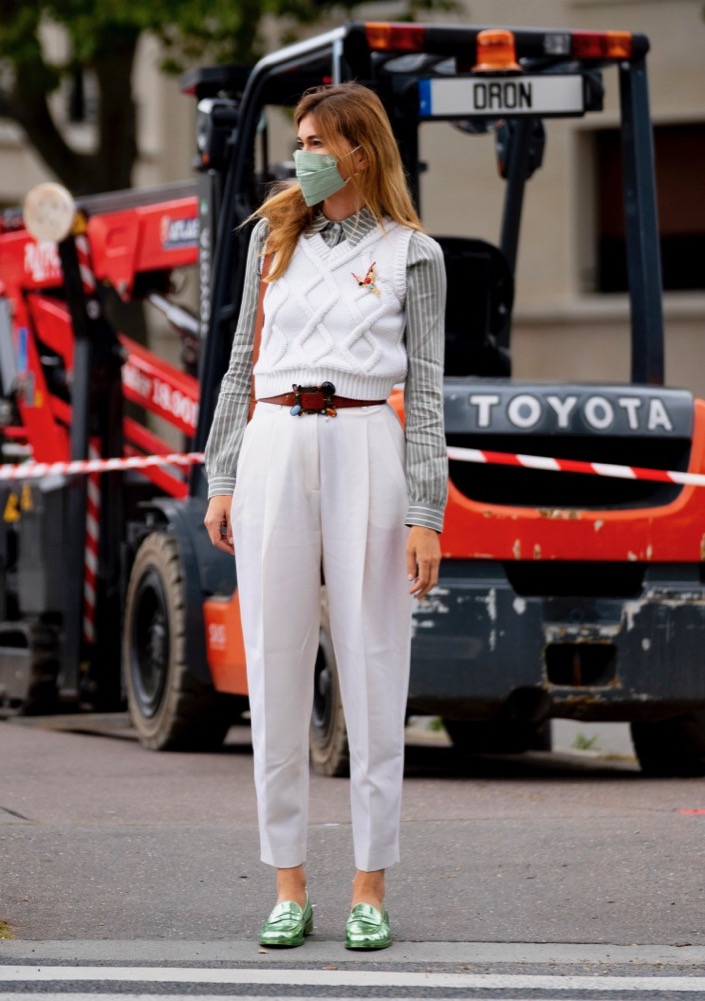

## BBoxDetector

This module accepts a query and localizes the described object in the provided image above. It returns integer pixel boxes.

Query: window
[595,122,705,292]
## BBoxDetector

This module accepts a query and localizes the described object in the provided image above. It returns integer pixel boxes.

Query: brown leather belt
[259,392,386,411]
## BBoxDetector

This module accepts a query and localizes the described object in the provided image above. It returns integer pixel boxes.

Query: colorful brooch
[352,261,380,296]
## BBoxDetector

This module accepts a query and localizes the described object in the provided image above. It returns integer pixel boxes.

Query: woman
[204,82,447,950]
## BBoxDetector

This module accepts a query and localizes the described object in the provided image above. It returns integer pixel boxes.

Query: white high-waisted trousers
[232,401,412,872]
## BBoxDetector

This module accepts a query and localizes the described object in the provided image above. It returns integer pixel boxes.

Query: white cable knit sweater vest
[254,220,414,400]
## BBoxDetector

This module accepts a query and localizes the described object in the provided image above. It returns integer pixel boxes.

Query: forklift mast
[190,22,662,467]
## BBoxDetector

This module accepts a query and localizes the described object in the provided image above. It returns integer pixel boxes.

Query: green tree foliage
[0,0,456,194]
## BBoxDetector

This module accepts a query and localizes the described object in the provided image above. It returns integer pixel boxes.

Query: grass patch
[0,919,13,939]
[572,732,599,751]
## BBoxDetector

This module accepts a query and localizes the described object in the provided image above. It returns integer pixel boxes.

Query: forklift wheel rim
[129,567,170,719]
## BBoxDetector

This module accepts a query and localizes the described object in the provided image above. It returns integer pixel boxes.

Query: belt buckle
[290,382,337,417]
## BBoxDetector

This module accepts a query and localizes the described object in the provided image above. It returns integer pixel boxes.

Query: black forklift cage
[192,21,664,468]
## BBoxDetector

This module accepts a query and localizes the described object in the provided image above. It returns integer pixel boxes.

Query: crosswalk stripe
[1,966,705,992]
[0,992,576,1001]
[0,992,640,1001]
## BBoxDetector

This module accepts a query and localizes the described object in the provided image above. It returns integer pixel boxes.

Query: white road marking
[0,996,619,1001]
[0,992,636,1001]
[1,966,705,991]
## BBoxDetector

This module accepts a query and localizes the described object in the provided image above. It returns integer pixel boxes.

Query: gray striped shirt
[205,208,448,532]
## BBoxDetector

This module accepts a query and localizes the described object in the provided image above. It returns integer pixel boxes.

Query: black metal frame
[192,21,664,470]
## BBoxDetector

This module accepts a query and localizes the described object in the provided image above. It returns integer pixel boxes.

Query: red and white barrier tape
[1,446,705,487]
[447,446,705,487]
[0,451,205,481]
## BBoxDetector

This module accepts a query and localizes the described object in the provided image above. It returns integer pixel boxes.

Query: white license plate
[419,75,585,117]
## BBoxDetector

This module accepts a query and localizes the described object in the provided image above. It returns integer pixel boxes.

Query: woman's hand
[406,525,441,599]
[204,494,235,554]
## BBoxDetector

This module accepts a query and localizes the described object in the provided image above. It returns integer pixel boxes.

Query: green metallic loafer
[259,894,313,947]
[345,903,392,950]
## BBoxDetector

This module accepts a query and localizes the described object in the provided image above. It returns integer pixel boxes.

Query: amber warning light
[364,23,427,52]
[473,29,521,73]
[572,30,632,60]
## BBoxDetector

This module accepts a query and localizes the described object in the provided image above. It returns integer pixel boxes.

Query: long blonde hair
[256,82,423,280]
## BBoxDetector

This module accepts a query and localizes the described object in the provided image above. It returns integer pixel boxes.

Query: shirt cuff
[208,476,236,499]
[405,504,444,533]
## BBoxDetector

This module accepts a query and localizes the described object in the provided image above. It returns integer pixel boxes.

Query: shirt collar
[307,206,379,246]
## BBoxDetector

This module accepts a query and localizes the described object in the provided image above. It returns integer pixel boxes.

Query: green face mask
[293,148,358,207]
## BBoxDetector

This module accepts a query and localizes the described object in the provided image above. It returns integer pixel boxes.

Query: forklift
[2,22,704,777]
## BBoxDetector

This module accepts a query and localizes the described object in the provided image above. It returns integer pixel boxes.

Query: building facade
[412,0,705,396]
[1,1,703,396]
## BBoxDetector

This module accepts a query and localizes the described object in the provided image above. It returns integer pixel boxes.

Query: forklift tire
[24,629,60,716]
[124,532,231,751]
[309,597,349,777]
[0,623,60,716]
[631,715,705,777]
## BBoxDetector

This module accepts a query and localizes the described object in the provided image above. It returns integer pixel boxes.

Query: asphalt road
[1,713,704,949]
[4,715,705,998]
